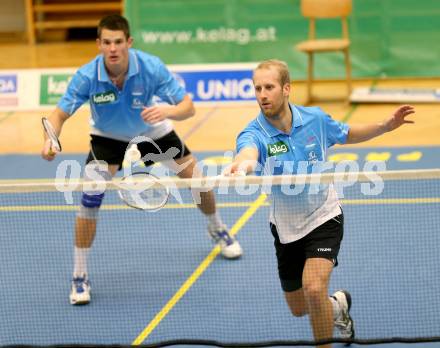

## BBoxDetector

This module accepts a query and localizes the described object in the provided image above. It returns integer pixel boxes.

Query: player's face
[253,67,290,119]
[97,29,133,73]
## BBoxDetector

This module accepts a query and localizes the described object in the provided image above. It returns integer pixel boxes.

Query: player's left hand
[141,105,172,124]
[384,105,415,132]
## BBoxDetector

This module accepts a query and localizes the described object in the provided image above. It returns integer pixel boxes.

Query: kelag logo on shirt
[267,141,289,157]
[92,91,117,104]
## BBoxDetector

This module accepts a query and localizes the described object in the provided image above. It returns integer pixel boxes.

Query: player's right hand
[41,139,57,161]
[222,163,246,177]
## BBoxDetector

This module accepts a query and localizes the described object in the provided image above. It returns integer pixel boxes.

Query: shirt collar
[97,49,140,82]
[256,103,303,137]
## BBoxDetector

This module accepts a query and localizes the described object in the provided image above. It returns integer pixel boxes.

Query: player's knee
[302,282,326,306]
[77,192,105,219]
[290,306,306,317]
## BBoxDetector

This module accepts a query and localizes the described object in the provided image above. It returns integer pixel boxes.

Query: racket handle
[45,139,56,156]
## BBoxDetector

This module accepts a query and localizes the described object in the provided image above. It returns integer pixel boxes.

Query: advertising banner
[126,0,440,78]
[171,64,256,103]
[0,74,18,108]
[40,74,73,106]
[0,64,255,111]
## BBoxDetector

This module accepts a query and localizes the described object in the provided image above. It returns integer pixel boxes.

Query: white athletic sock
[206,212,223,230]
[329,296,341,320]
[73,247,90,278]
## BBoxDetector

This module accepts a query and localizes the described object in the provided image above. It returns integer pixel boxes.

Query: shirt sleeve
[237,129,270,176]
[154,59,186,105]
[236,130,260,154]
[57,72,90,116]
[324,113,350,146]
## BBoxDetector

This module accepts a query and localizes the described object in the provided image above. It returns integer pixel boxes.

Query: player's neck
[266,105,292,134]
[107,65,128,89]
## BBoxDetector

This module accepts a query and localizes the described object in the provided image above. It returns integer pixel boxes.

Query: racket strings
[118,172,170,211]
[42,117,62,152]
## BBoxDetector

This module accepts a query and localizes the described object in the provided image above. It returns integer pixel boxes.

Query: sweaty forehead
[253,67,280,85]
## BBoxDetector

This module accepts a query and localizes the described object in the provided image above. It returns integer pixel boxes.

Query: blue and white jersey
[236,104,350,244]
[58,49,186,141]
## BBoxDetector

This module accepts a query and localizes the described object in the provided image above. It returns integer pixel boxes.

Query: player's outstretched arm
[223,147,259,176]
[346,105,415,144]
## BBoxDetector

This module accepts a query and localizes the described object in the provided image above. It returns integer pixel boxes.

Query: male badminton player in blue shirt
[225,59,415,346]
[41,14,243,305]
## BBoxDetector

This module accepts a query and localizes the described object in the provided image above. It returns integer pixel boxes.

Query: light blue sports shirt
[236,104,350,243]
[58,49,186,140]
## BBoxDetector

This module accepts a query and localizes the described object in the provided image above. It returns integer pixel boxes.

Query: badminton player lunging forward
[225,59,415,346]
[41,14,242,305]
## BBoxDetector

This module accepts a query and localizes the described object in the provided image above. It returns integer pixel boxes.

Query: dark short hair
[97,14,130,40]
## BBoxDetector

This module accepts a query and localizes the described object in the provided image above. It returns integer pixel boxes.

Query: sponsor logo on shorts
[317,248,332,252]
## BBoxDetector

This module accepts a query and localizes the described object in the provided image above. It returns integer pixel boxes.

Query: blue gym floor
[1,147,439,347]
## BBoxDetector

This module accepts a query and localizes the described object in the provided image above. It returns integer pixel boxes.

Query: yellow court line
[1,197,439,212]
[341,197,440,204]
[131,193,268,346]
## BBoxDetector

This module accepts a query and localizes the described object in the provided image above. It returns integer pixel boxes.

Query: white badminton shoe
[332,290,355,340]
[70,274,91,305]
[208,224,243,259]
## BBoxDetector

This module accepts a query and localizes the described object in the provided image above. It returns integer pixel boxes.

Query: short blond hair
[254,59,291,86]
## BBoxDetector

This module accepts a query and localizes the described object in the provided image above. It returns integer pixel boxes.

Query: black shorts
[270,214,344,292]
[85,131,191,170]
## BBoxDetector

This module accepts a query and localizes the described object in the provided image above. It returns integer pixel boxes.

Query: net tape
[1,168,439,193]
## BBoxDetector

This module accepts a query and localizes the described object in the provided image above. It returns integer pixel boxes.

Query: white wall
[0,0,26,32]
